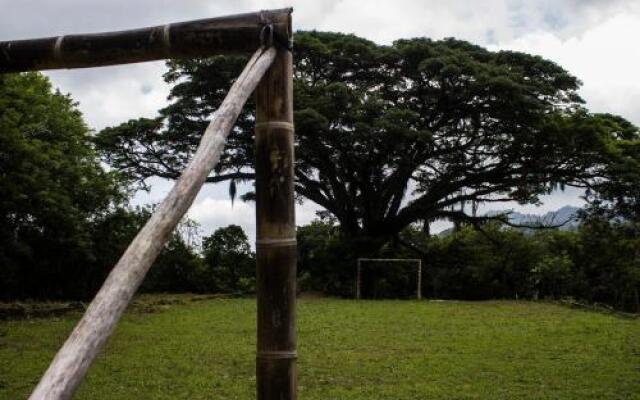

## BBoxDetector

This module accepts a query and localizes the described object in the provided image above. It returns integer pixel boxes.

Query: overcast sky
[2,0,639,240]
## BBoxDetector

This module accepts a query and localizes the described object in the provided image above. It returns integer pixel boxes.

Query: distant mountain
[503,205,581,231]
[438,205,581,236]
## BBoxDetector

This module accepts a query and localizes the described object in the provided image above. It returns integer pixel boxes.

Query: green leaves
[202,225,254,294]
[0,72,125,299]
[95,31,640,239]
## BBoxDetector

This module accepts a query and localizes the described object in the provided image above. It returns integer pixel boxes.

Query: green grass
[1,297,639,399]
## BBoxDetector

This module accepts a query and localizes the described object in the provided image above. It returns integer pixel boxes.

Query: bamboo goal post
[1,7,297,400]
[255,46,297,399]
[30,45,276,400]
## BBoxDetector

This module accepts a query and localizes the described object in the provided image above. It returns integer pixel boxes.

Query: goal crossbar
[0,8,292,72]
[356,258,422,300]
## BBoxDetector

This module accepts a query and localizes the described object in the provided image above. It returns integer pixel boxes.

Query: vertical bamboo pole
[356,259,362,300]
[255,45,296,400]
[417,260,422,300]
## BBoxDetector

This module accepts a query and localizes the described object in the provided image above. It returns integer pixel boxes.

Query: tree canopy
[581,113,640,221]
[96,31,640,240]
[0,73,124,299]
[202,224,255,293]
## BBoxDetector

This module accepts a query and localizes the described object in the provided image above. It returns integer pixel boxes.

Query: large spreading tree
[96,31,639,240]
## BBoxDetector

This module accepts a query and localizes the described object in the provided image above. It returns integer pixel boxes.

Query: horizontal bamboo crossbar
[28,46,277,400]
[0,8,291,72]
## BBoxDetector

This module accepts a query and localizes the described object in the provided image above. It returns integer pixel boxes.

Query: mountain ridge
[438,205,581,236]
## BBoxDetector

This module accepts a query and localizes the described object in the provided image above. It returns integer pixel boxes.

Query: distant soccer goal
[356,258,422,300]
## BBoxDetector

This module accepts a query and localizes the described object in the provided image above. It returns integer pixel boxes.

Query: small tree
[0,72,123,300]
[202,225,255,294]
[531,253,574,300]
[582,114,640,222]
[576,218,640,311]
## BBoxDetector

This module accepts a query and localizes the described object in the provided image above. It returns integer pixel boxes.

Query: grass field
[1,296,639,399]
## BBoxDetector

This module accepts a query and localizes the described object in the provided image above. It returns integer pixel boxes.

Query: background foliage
[295,218,640,312]
[1,35,638,313]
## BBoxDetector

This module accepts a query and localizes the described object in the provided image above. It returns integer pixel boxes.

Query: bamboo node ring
[255,121,294,131]
[257,350,297,360]
[260,24,273,48]
[256,238,297,247]
[162,24,172,52]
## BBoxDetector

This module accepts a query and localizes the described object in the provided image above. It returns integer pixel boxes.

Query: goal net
[356,258,422,300]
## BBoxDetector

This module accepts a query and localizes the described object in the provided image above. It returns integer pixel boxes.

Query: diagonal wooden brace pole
[28,46,277,400]
[255,46,297,399]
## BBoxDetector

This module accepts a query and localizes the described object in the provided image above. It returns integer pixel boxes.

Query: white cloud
[187,197,257,240]
[186,195,321,246]
[45,62,170,131]
[492,12,640,125]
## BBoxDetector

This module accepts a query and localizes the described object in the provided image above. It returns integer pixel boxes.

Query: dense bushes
[0,197,254,299]
[297,219,640,312]
[94,218,255,297]
[0,72,257,299]
[0,73,123,300]
[1,73,637,312]
[200,225,255,294]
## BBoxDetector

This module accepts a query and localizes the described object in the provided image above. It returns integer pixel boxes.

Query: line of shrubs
[297,218,640,313]
[3,203,638,313]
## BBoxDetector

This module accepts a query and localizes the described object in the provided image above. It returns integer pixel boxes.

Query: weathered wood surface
[28,46,277,400]
[255,47,297,400]
[0,8,291,73]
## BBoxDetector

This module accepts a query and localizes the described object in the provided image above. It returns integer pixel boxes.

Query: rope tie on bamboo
[256,238,297,247]
[258,9,268,26]
[258,10,273,48]
[260,24,273,48]
[162,24,172,54]
[255,121,294,131]
[53,36,64,60]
